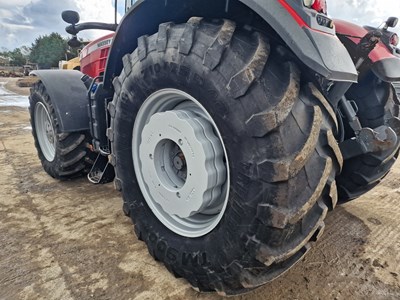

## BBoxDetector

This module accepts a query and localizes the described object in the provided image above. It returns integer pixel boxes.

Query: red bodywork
[278,0,332,33]
[80,33,115,78]
[334,19,395,63]
[312,0,327,14]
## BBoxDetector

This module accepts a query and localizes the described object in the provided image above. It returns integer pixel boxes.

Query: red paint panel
[277,0,307,27]
[369,43,395,61]
[312,0,327,14]
[277,0,332,35]
[335,19,367,40]
[80,33,115,78]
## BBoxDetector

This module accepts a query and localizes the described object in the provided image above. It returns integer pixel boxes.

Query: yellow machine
[58,57,80,70]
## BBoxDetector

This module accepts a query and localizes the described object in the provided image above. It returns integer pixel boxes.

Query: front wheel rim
[35,102,56,162]
[132,89,230,238]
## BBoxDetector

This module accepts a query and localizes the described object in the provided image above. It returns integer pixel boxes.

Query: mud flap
[31,70,90,132]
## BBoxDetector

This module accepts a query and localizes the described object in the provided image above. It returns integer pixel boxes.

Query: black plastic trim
[371,57,400,82]
[66,22,117,35]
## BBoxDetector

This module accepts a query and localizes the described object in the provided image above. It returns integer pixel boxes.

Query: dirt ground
[0,77,399,300]
[3,78,31,96]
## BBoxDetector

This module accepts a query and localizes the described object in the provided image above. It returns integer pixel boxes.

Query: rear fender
[104,0,358,89]
[31,70,90,132]
[335,19,400,82]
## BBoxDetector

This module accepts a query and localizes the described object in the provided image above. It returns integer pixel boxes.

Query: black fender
[103,0,357,89]
[371,58,400,82]
[31,70,90,132]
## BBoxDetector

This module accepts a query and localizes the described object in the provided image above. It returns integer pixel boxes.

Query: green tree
[9,48,26,66]
[29,33,69,68]
[0,47,28,66]
[20,45,31,57]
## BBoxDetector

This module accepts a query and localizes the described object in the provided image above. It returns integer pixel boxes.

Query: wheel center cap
[45,121,54,144]
[173,153,185,171]
[139,110,226,218]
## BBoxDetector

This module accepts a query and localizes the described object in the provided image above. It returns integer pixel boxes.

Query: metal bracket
[88,153,115,184]
[339,125,398,160]
[339,96,362,133]
[327,82,353,108]
[387,116,400,136]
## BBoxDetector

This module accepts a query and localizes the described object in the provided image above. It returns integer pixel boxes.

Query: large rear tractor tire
[29,81,94,180]
[109,18,341,295]
[336,73,400,202]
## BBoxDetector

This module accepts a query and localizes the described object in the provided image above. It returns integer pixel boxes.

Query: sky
[0,0,399,51]
[0,0,124,51]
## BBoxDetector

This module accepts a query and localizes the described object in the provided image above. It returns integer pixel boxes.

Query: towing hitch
[339,125,398,160]
[338,96,400,160]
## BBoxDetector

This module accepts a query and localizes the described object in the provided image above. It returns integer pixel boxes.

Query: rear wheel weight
[133,89,229,237]
[110,19,340,295]
[29,81,94,180]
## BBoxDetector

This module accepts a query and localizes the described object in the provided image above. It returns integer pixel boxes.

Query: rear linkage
[82,74,115,184]
[334,18,400,160]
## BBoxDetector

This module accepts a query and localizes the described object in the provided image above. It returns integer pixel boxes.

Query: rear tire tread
[109,18,340,295]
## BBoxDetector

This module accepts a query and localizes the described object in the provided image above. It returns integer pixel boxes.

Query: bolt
[176,192,181,198]
[173,155,183,170]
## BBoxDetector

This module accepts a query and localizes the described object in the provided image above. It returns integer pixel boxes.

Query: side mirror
[62,10,80,24]
[386,17,398,29]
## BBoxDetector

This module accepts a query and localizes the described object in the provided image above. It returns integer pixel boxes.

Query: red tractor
[29,0,400,295]
[79,33,114,78]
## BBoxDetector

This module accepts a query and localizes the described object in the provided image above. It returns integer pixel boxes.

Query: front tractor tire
[109,18,341,294]
[29,81,93,180]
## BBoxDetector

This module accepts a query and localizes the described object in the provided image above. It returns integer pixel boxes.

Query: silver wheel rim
[35,102,56,162]
[132,89,230,237]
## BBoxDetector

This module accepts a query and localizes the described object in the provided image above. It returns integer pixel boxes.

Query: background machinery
[59,57,80,71]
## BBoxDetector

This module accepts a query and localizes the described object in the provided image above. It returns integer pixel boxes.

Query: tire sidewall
[30,85,61,178]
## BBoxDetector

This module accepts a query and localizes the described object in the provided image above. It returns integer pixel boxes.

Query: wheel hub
[139,110,226,218]
[45,120,55,144]
[173,152,185,171]
[133,88,230,237]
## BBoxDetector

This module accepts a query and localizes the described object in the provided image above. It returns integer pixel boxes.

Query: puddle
[0,82,29,108]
